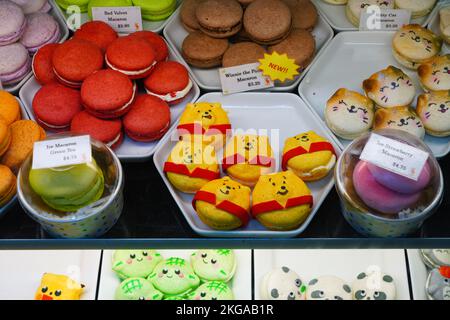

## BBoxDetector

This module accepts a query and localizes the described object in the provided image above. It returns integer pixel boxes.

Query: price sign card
[219,63,274,95]
[32,135,92,170]
[360,7,411,31]
[91,6,143,33]
[360,133,429,181]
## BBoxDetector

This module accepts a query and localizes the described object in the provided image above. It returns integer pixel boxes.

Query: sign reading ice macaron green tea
[360,6,411,31]
[91,6,143,33]
[360,133,428,181]
[32,135,92,170]
[219,63,274,95]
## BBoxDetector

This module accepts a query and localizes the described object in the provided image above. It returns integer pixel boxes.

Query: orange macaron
[0,90,21,126]
[0,165,16,207]
[0,119,11,157]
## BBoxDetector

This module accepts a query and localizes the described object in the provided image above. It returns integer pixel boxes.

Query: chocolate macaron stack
[180,0,318,73]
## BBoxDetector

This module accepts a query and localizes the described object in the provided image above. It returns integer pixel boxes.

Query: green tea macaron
[88,0,133,20]
[115,277,163,300]
[112,250,163,280]
[191,249,236,282]
[132,0,176,21]
[187,281,234,300]
[55,0,90,13]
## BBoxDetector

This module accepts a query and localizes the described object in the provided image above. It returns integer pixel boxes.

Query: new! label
[360,133,429,181]
[360,7,411,31]
[32,135,92,170]
[219,63,274,95]
[91,6,143,33]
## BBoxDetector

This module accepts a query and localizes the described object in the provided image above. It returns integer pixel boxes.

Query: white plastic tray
[97,249,252,300]
[153,92,342,238]
[298,31,450,158]
[312,0,435,32]
[254,249,411,300]
[19,48,200,162]
[0,250,101,300]
[3,0,69,94]
[163,6,334,91]
[428,0,450,53]
[406,249,429,300]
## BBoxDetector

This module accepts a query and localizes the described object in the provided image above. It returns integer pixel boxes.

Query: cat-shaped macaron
[374,106,425,139]
[416,90,450,137]
[418,54,450,92]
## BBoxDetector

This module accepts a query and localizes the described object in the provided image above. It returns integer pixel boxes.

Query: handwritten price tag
[32,135,92,170]
[219,63,274,95]
[360,6,411,31]
[91,6,142,33]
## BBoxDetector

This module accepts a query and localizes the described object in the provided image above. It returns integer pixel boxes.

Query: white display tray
[0,250,101,300]
[406,249,429,300]
[312,0,435,32]
[3,0,69,94]
[254,249,411,300]
[97,249,252,300]
[428,0,450,53]
[163,5,334,91]
[153,92,341,238]
[19,47,200,162]
[298,31,450,157]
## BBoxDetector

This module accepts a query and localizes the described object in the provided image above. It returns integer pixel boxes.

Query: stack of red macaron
[31,21,193,150]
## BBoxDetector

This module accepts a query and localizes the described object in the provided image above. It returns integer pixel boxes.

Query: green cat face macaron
[187,281,234,300]
[112,250,163,280]
[191,249,236,282]
[148,257,200,296]
[115,277,163,300]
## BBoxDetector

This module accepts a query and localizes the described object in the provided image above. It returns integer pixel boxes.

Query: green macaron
[55,0,90,13]
[191,249,236,282]
[132,0,176,21]
[115,277,163,300]
[88,0,133,20]
[187,281,235,300]
[112,250,163,280]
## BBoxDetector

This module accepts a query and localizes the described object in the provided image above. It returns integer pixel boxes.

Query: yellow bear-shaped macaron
[35,273,84,300]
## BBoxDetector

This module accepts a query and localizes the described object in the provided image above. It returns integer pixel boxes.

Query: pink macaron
[0,1,26,46]
[0,43,31,86]
[20,12,60,53]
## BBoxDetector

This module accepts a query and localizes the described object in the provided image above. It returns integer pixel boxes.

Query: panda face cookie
[421,249,450,269]
[374,106,425,139]
[35,273,84,300]
[418,55,450,92]
[306,276,352,300]
[426,267,450,300]
[352,271,396,300]
[188,281,234,300]
[325,88,375,140]
[112,250,163,280]
[363,66,416,108]
[417,90,450,137]
[260,266,306,300]
[115,278,163,300]
[191,249,236,282]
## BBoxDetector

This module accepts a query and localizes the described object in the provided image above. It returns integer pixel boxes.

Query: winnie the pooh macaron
[252,171,313,231]
[282,131,336,182]
[193,177,251,230]
[164,140,220,193]
[222,134,275,187]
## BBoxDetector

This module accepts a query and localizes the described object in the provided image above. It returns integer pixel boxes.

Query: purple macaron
[0,1,26,46]
[10,0,50,14]
[20,12,60,53]
[0,43,31,85]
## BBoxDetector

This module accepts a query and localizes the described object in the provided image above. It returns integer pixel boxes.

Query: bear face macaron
[252,171,313,231]
[418,54,450,92]
[374,106,425,139]
[193,176,251,230]
[416,90,450,137]
[282,131,336,182]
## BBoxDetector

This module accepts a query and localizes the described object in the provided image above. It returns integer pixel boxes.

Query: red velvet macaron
[130,31,169,62]
[144,61,193,105]
[74,21,118,52]
[81,69,136,119]
[52,38,104,88]
[105,36,157,79]
[32,43,59,85]
[123,95,170,142]
[71,110,123,149]
[32,82,82,131]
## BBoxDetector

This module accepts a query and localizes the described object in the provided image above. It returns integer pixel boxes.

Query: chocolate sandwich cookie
[180,0,205,33]
[222,42,266,67]
[182,31,229,68]
[196,0,243,38]
[269,29,315,69]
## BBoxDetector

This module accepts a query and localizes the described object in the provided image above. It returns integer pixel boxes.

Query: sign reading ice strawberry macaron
[91,6,143,33]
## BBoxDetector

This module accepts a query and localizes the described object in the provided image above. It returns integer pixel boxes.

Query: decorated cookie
[352,271,396,300]
[416,90,450,137]
[148,257,200,297]
[282,131,336,181]
[252,171,313,231]
[420,249,450,269]
[187,281,234,300]
[426,267,450,300]
[164,141,220,193]
[115,277,163,300]
[418,54,450,92]
[260,266,306,300]
[222,134,276,187]
[191,249,236,282]
[363,66,416,108]
[35,273,84,300]
[112,250,163,280]
[306,276,352,300]
[373,106,425,139]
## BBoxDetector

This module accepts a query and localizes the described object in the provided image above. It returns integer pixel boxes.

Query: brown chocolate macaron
[196,0,243,38]
[243,0,292,45]
[182,31,229,68]
[222,42,266,67]
[290,0,318,31]
[268,28,315,69]
[180,0,206,33]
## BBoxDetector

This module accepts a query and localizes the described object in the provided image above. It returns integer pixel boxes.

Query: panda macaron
[352,271,396,300]
[306,276,352,300]
[260,266,306,300]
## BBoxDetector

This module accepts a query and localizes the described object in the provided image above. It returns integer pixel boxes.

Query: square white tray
[298,31,450,158]
[406,249,430,300]
[153,92,342,238]
[163,5,334,91]
[19,48,200,162]
[428,0,450,53]
[97,249,252,300]
[3,0,69,94]
[254,249,411,300]
[312,0,435,32]
[0,250,101,300]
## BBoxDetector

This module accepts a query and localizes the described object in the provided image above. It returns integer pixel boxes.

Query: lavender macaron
[10,0,51,14]
[20,13,60,53]
[0,43,31,85]
[0,1,26,46]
